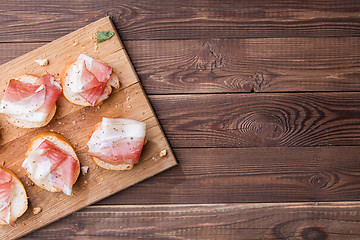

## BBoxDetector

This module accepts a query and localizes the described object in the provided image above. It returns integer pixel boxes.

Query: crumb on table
[159,149,167,157]
[35,59,49,66]
[32,207,42,215]
[81,166,89,175]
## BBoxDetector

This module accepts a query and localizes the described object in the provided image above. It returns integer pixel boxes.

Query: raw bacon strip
[50,155,77,196]
[0,79,46,115]
[78,83,106,106]
[36,140,69,172]
[94,85,111,106]
[36,74,62,114]
[22,139,77,195]
[87,118,146,165]
[0,169,12,224]
[0,74,61,123]
[71,54,113,105]
[72,60,107,106]
[89,59,112,83]
[90,137,144,164]
[2,80,42,103]
[78,61,104,91]
[78,54,112,83]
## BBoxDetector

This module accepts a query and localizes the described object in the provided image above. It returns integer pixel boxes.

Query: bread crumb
[115,103,119,108]
[152,157,157,161]
[100,177,104,182]
[26,180,34,187]
[108,189,113,193]
[159,150,167,157]
[81,166,89,175]
[72,40,78,46]
[84,180,88,185]
[35,59,49,66]
[32,207,42,215]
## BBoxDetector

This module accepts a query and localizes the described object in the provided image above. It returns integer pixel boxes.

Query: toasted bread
[23,132,80,194]
[3,74,57,128]
[60,58,120,106]
[0,167,28,225]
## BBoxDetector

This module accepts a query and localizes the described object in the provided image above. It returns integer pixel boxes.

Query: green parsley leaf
[97,31,115,43]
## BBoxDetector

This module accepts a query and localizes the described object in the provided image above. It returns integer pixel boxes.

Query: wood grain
[20,202,360,239]
[0,17,176,240]
[1,0,360,42]
[97,146,360,204]
[149,92,360,148]
[1,37,360,94]
[127,38,360,93]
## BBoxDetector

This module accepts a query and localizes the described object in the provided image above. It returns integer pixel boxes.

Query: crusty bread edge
[87,122,134,171]
[4,74,57,128]
[0,167,28,225]
[60,58,120,107]
[25,132,81,193]
[6,106,56,129]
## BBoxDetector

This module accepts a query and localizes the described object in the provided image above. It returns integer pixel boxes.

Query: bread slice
[23,132,80,194]
[88,123,133,170]
[0,167,28,225]
[3,74,57,128]
[60,59,120,106]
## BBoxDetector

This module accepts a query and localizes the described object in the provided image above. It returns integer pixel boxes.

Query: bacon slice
[87,118,146,165]
[22,139,77,195]
[94,85,111,106]
[0,79,46,115]
[0,169,12,224]
[50,155,77,196]
[75,61,107,106]
[0,74,61,123]
[36,74,62,115]
[78,54,112,83]
[71,54,113,105]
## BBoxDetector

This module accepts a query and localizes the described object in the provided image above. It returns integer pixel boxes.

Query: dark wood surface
[0,0,358,239]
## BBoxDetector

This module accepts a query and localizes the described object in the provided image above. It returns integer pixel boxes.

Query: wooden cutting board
[0,17,177,239]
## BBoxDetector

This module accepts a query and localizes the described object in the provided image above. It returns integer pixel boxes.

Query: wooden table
[1,1,359,239]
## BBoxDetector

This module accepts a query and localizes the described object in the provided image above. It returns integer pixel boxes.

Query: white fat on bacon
[22,134,79,196]
[67,55,93,94]
[0,74,61,128]
[87,118,146,165]
[66,54,110,94]
[0,84,47,122]
[61,54,119,107]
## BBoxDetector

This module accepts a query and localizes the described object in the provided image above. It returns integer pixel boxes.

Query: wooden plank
[20,202,360,239]
[1,0,360,42]
[0,17,176,240]
[1,37,360,94]
[97,147,360,204]
[127,38,360,93]
[149,92,360,148]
